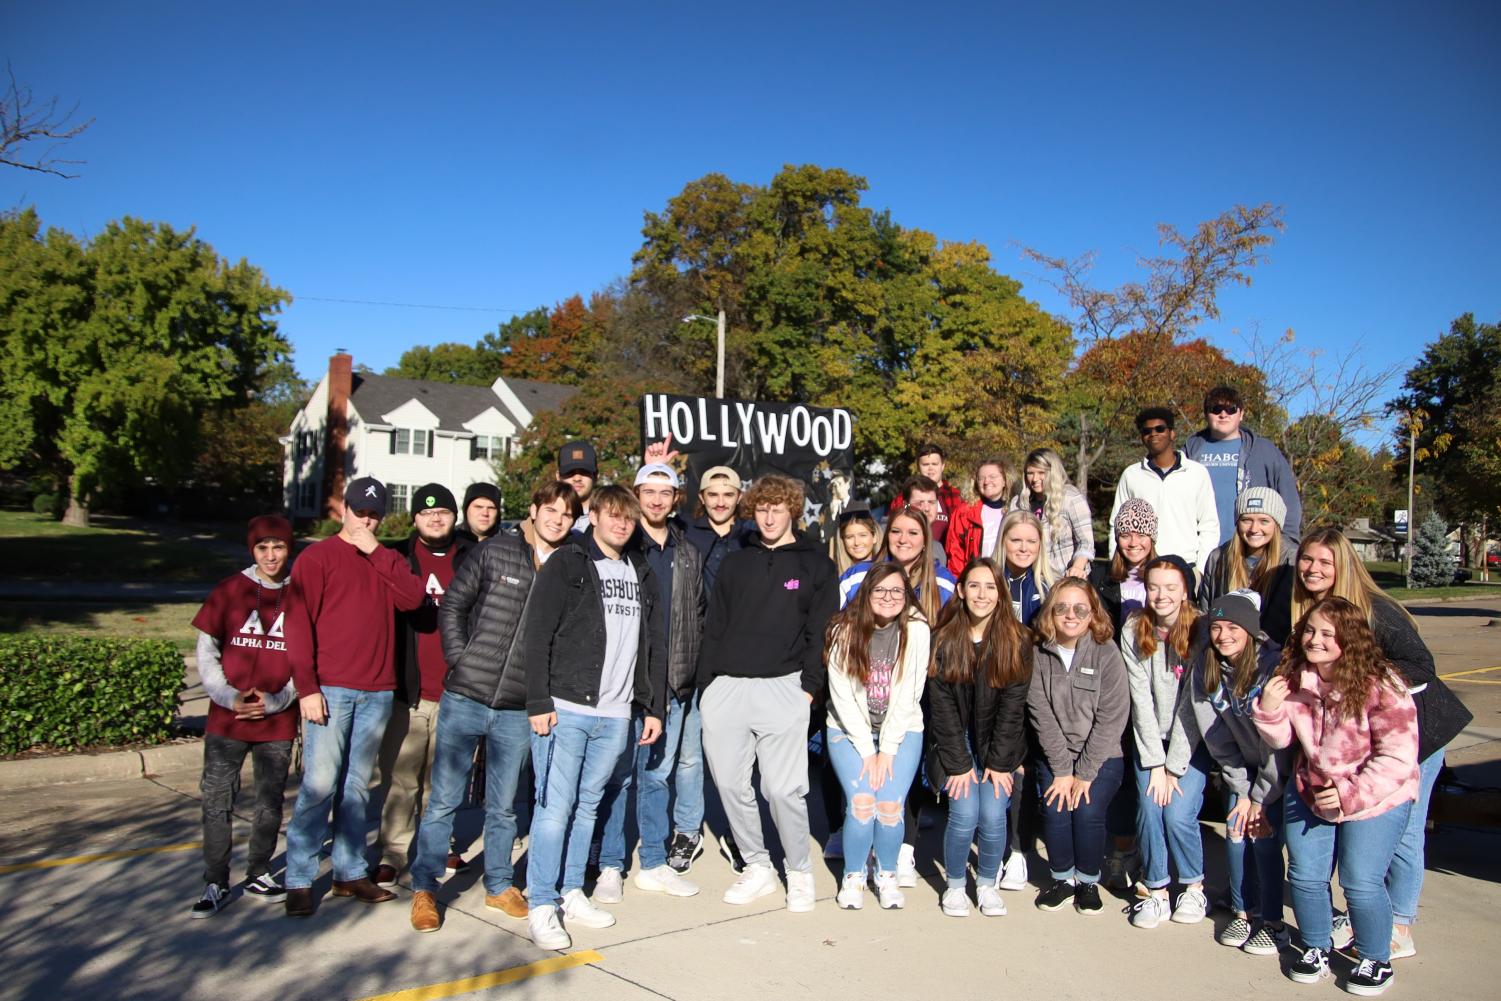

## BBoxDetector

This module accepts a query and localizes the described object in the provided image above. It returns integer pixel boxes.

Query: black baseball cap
[558,441,597,477]
[344,476,388,517]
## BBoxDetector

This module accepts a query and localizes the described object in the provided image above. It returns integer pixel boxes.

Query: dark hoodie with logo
[697,531,839,698]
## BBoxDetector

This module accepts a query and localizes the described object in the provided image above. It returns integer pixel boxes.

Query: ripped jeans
[826,726,923,878]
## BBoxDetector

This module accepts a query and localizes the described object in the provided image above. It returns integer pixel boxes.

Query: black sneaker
[1034,879,1074,912]
[1288,945,1331,985]
[666,832,705,874]
[190,882,231,919]
[1073,882,1104,915]
[717,833,745,873]
[243,873,286,901]
[1344,958,1395,996]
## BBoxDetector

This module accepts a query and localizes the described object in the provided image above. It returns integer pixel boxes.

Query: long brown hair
[1226,514,1283,596]
[1132,559,1201,661]
[930,558,1032,689]
[1277,596,1406,722]
[879,507,942,624]
[1202,621,1261,701]
[1110,537,1158,583]
[824,562,915,687]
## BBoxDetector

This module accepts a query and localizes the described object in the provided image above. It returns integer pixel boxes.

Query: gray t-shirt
[555,556,640,719]
[864,621,901,736]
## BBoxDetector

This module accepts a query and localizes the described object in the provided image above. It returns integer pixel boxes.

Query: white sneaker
[977,881,1007,917]
[836,871,865,910]
[723,862,780,905]
[634,864,699,897]
[941,887,971,917]
[896,843,917,888]
[823,830,844,859]
[1130,893,1171,929]
[1330,912,1354,950]
[872,870,905,909]
[1171,886,1208,924]
[593,866,624,904]
[528,904,571,950]
[560,888,616,928]
[785,870,817,912]
[998,851,1028,891]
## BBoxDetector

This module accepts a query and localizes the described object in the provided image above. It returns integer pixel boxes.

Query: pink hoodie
[1253,666,1419,822]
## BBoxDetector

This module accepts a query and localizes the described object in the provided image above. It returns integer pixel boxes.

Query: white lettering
[754,409,790,454]
[669,401,695,444]
[811,413,833,456]
[696,397,717,444]
[237,610,264,636]
[735,402,757,445]
[833,409,853,450]
[265,612,285,638]
[789,406,812,447]
[643,394,671,439]
[425,572,444,604]
[719,403,732,445]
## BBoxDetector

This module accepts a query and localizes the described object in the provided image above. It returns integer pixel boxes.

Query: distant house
[281,353,576,521]
[1344,518,1397,562]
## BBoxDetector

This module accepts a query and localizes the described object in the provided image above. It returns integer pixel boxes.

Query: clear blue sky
[5,1,1499,439]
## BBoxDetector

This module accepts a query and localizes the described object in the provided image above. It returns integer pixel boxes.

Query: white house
[282,353,576,520]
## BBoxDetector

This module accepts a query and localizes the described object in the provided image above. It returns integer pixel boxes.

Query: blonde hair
[834,512,882,574]
[1023,448,1072,543]
[1291,527,1415,630]
[1226,512,1284,597]
[994,509,1056,588]
[880,507,943,624]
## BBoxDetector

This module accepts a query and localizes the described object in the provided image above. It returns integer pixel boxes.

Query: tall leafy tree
[0,209,290,525]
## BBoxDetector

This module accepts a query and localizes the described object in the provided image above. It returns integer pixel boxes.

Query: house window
[389,483,410,514]
[392,428,431,456]
[297,479,316,512]
[472,435,509,461]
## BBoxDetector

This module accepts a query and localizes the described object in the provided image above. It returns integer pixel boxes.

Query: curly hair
[739,474,805,521]
[1277,596,1406,722]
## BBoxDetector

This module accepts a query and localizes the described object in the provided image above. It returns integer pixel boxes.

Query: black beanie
[412,483,458,514]
[462,482,501,516]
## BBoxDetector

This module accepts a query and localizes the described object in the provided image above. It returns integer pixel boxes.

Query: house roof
[348,373,576,432]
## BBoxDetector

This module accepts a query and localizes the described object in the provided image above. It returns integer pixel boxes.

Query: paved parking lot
[1,598,1497,1001]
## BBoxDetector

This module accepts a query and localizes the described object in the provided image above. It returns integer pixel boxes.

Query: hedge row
[0,636,184,755]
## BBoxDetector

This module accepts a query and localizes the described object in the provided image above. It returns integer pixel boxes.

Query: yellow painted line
[353,951,604,1001]
[0,840,200,874]
[1439,664,1501,680]
[1447,678,1501,686]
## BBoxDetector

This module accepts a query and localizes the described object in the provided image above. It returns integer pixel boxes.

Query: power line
[296,295,534,314]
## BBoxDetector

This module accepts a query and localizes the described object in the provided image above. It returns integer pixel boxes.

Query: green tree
[0,209,290,525]
[385,341,501,385]
[1409,512,1454,588]
[1390,313,1501,564]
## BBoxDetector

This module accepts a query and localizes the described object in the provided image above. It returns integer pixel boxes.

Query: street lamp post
[682,310,726,399]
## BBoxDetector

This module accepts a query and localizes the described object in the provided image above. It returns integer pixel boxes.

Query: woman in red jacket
[945,457,1016,576]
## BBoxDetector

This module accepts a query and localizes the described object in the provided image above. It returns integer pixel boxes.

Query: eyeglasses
[870,586,907,600]
[1208,404,1240,416]
[1138,425,1171,436]
[1051,603,1091,619]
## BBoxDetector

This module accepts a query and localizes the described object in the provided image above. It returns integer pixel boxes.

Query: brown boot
[410,891,440,932]
[485,886,528,918]
[285,888,315,917]
[332,877,396,903]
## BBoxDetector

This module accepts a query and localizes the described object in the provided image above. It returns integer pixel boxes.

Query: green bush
[312,517,342,538]
[31,492,59,518]
[378,511,413,539]
[0,636,184,754]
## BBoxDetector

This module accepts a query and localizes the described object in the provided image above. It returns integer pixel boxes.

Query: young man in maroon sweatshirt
[282,477,426,917]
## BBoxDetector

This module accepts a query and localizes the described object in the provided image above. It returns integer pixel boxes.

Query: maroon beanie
[246,514,293,552]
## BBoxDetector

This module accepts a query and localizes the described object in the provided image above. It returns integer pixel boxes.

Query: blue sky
[5,1,1499,438]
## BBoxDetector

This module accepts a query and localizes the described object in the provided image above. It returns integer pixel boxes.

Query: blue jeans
[1388,748,1443,925]
[941,755,1012,889]
[1134,743,1209,889]
[826,726,923,876]
[1284,789,1412,961]
[284,687,393,889]
[527,709,630,907]
[598,693,703,872]
[410,692,530,895]
[1225,787,1285,923]
[1036,756,1124,884]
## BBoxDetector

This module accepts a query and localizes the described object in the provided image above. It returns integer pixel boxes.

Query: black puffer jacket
[925,641,1031,789]
[438,533,537,710]
[522,535,667,721]
[651,524,707,700]
[391,531,475,705]
[1371,597,1473,762]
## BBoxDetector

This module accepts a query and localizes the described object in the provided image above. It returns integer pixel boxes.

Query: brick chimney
[321,352,353,519]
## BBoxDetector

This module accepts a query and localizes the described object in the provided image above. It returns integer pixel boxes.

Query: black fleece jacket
[697,531,839,697]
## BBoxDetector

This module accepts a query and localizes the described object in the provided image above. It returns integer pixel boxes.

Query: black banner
[639,394,856,541]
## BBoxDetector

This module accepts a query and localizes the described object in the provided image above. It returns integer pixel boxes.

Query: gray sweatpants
[700,673,812,874]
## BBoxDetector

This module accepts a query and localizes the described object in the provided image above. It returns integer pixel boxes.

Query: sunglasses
[1138,425,1171,436]
[1208,404,1240,416]
[1051,603,1092,619]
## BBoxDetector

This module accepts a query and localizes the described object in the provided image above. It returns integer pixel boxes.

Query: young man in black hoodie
[459,482,502,542]
[699,474,838,913]
[372,483,474,884]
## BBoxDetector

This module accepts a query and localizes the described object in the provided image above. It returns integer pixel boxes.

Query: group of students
[187,387,1468,999]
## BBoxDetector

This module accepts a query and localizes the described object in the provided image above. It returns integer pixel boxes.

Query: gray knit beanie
[1210,588,1263,636]
[1235,487,1287,530]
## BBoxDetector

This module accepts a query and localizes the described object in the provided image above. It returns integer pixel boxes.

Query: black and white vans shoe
[243,873,286,901]
[190,883,232,919]
[1344,958,1395,996]
[1288,945,1331,984]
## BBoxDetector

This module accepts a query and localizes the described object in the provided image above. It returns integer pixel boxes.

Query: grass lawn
[0,510,241,582]
[0,600,199,651]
